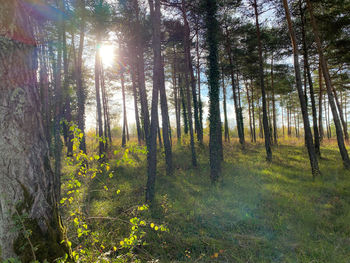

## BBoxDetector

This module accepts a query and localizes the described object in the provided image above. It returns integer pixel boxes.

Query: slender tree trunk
[195,21,203,141]
[318,62,324,142]
[172,46,181,141]
[101,63,111,148]
[306,0,350,168]
[224,27,245,145]
[184,60,198,166]
[121,68,127,148]
[182,1,203,143]
[253,0,272,161]
[251,81,256,142]
[245,80,253,142]
[300,0,320,156]
[95,36,105,157]
[333,87,349,141]
[180,75,189,135]
[271,54,278,145]
[0,2,69,260]
[130,47,142,145]
[74,0,87,153]
[283,0,320,177]
[61,3,73,157]
[132,0,150,147]
[53,22,63,199]
[222,69,230,142]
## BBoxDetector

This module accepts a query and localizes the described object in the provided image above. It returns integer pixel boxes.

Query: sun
[99,44,115,67]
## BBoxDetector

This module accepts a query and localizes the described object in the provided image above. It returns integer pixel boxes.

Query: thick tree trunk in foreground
[206,0,222,182]
[0,1,68,260]
[253,0,272,161]
[306,0,350,168]
[283,0,320,178]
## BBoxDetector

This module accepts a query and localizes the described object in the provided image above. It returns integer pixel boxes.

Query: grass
[63,137,350,262]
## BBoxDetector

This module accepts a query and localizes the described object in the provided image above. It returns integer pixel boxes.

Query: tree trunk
[184,59,198,166]
[251,81,257,142]
[333,87,349,141]
[132,0,150,146]
[222,69,230,142]
[206,0,222,182]
[74,0,87,153]
[195,21,204,142]
[61,3,73,157]
[121,68,127,148]
[318,62,324,142]
[182,1,203,143]
[271,54,278,145]
[300,0,320,156]
[95,36,105,157]
[253,0,272,161]
[130,46,142,145]
[172,46,181,142]
[283,0,320,177]
[0,2,69,260]
[224,27,245,145]
[306,0,350,168]
[246,80,253,142]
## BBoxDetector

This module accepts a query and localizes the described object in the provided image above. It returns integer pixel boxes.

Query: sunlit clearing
[99,44,115,67]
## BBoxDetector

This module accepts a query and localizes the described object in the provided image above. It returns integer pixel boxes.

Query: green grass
[65,139,350,262]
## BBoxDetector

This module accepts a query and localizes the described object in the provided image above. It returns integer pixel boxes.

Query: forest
[0,0,350,262]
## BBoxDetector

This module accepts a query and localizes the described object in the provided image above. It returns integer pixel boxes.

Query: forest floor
[62,137,350,263]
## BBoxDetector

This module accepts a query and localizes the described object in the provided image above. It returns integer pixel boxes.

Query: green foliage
[59,125,164,263]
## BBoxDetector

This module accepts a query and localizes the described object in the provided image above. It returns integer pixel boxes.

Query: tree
[206,0,222,182]
[252,0,272,161]
[282,0,320,178]
[306,0,350,169]
[0,1,69,260]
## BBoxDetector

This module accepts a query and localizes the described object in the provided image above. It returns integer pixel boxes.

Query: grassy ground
[64,138,350,262]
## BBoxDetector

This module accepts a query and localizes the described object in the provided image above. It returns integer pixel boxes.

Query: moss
[13,185,71,263]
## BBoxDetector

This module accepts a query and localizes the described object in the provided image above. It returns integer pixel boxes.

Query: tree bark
[222,69,230,142]
[121,68,128,148]
[318,62,324,141]
[95,35,105,157]
[74,0,87,153]
[182,1,203,143]
[283,0,320,177]
[306,0,350,168]
[224,27,245,145]
[0,1,69,260]
[253,0,272,161]
[300,0,320,156]
[206,0,222,182]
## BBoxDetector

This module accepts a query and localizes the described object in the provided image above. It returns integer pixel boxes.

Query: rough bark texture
[206,0,222,182]
[0,1,68,260]
[283,0,320,178]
